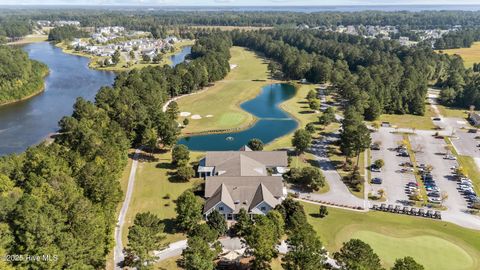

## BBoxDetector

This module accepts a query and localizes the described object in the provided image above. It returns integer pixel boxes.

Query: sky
[2,0,480,6]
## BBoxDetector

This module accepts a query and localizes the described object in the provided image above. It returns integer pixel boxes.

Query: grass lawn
[177,46,272,134]
[302,202,480,270]
[375,104,436,130]
[155,256,182,270]
[438,42,480,68]
[436,104,469,119]
[122,150,204,248]
[7,34,48,45]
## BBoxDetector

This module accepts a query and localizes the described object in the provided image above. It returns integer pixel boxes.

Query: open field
[302,202,480,270]
[177,46,273,134]
[121,150,204,248]
[375,104,437,130]
[7,34,48,45]
[438,42,480,68]
[57,39,194,72]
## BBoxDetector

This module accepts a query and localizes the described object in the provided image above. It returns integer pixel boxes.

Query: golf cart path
[113,148,141,269]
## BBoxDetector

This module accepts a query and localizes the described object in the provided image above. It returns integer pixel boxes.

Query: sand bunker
[180,112,191,117]
[230,64,238,69]
[205,115,213,118]
[191,114,202,119]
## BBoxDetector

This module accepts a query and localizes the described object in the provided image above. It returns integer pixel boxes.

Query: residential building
[199,146,288,220]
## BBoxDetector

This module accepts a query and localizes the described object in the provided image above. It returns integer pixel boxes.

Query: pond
[169,46,191,67]
[177,83,298,151]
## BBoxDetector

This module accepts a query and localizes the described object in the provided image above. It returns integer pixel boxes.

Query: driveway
[292,133,366,209]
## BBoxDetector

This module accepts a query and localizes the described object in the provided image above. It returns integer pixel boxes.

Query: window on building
[219,207,224,211]
[260,206,266,211]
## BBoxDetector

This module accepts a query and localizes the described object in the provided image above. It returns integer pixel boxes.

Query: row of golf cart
[372,203,442,219]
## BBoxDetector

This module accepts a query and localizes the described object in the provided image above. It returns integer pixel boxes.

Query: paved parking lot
[451,130,480,158]
[370,129,413,204]
[409,132,467,213]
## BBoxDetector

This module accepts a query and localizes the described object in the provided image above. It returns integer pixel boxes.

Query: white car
[443,155,456,160]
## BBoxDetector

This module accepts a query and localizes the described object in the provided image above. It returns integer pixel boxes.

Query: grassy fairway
[121,150,204,247]
[177,46,272,134]
[302,202,480,269]
[439,42,480,68]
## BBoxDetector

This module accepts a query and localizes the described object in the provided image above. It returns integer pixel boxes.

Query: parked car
[443,155,456,160]
[409,207,417,215]
[433,117,441,121]
[370,143,380,150]
[434,211,442,219]
[371,165,381,172]
[428,197,442,204]
[371,177,383,184]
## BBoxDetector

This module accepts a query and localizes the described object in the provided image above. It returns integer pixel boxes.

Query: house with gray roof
[199,147,288,221]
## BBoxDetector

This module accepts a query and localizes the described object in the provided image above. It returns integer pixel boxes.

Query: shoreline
[177,81,298,139]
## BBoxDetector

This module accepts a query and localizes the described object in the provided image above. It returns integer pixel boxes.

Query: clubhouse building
[198,146,288,221]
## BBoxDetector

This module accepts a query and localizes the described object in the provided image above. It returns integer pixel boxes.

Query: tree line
[48,25,89,42]
[231,29,453,120]
[434,28,480,49]
[11,9,480,29]
[0,32,231,269]
[0,45,48,105]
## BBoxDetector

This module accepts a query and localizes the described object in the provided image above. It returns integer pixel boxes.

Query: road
[291,133,366,209]
[114,148,141,270]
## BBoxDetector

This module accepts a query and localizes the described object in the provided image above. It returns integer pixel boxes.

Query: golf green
[351,230,475,270]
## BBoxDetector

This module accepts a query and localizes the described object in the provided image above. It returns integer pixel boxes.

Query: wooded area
[0,45,48,105]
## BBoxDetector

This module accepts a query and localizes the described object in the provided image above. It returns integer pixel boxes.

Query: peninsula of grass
[7,34,48,45]
[265,83,321,151]
[177,46,274,134]
[302,202,480,270]
[438,42,480,68]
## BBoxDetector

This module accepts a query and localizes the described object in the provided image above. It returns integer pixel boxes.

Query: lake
[0,42,195,156]
[0,42,115,155]
[177,83,298,151]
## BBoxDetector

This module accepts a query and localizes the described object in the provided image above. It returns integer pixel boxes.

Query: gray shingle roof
[204,176,283,214]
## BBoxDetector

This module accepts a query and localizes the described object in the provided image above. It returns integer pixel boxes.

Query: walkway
[113,148,141,270]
